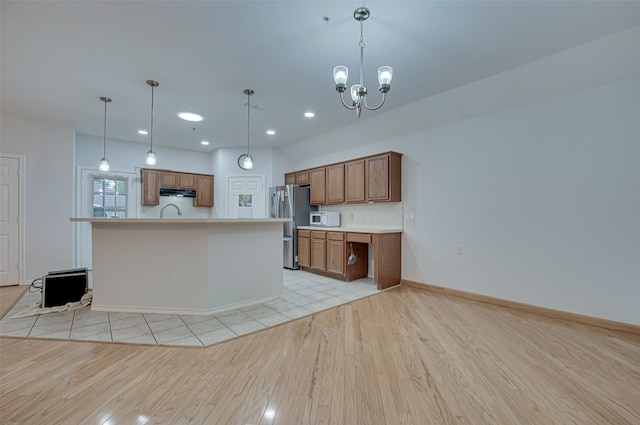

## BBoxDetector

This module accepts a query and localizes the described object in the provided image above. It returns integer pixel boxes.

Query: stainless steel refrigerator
[269,185,316,269]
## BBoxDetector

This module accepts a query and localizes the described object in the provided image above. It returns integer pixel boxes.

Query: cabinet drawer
[327,232,345,241]
[311,231,326,239]
[298,229,310,238]
[346,233,372,244]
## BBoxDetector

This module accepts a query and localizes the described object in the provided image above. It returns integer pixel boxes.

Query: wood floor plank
[1,284,639,424]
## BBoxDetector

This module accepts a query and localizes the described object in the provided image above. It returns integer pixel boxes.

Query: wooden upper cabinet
[180,173,196,189]
[345,159,366,203]
[296,170,310,186]
[161,171,196,190]
[309,168,326,205]
[366,152,402,202]
[325,164,345,204]
[142,168,214,207]
[161,172,180,189]
[141,169,161,206]
[283,151,401,205]
[194,175,214,207]
[284,173,296,185]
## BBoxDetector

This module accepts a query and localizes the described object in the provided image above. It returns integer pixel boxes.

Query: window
[93,176,128,218]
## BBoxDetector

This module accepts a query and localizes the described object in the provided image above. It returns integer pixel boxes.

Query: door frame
[0,153,26,285]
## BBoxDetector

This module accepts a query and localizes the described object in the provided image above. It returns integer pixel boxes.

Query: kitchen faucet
[160,203,182,218]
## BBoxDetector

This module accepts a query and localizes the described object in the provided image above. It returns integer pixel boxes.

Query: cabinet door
[345,159,365,203]
[180,173,196,189]
[366,153,402,202]
[141,169,161,206]
[326,232,345,274]
[325,164,345,204]
[284,173,296,185]
[366,154,390,201]
[298,235,310,267]
[161,172,180,188]
[194,175,214,207]
[296,170,310,186]
[309,168,326,205]
[310,231,326,270]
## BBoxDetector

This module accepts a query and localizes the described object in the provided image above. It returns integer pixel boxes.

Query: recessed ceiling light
[200,140,210,146]
[304,112,315,118]
[266,130,276,135]
[177,112,204,122]
[138,129,148,135]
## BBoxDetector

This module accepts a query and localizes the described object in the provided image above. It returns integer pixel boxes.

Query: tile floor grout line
[1,272,378,346]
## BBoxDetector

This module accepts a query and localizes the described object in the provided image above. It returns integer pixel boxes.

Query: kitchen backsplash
[319,202,403,228]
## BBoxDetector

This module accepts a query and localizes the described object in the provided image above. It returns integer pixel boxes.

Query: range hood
[160,188,196,198]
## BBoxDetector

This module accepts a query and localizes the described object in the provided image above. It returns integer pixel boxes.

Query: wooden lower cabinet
[298,229,373,283]
[297,230,311,267]
[310,231,327,270]
[326,232,345,274]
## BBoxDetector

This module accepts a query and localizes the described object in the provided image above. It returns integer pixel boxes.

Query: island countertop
[71,218,291,224]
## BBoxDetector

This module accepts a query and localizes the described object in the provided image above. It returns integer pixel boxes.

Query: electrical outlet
[456,245,463,255]
[405,212,415,221]
[365,213,370,221]
[349,212,354,221]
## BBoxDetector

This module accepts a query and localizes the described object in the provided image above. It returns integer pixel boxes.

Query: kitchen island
[71,218,291,315]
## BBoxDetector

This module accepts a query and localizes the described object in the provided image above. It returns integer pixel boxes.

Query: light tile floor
[0,270,379,347]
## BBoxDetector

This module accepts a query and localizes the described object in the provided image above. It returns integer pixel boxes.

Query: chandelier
[333,7,393,118]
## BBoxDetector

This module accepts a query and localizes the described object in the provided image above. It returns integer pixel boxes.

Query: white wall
[0,113,75,281]
[284,28,640,325]
[75,133,212,174]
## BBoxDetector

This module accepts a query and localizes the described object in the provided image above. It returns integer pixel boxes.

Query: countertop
[71,218,292,224]
[297,225,402,234]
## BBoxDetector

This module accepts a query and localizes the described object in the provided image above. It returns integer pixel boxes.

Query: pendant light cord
[103,99,108,158]
[150,85,155,152]
[246,91,251,155]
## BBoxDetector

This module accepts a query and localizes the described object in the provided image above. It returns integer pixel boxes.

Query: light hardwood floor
[1,284,639,424]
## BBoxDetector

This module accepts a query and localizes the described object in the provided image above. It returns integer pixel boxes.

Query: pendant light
[238,89,255,170]
[145,80,159,166]
[98,96,112,172]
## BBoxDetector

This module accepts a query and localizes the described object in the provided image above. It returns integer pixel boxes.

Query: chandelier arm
[338,91,357,110]
[362,91,387,111]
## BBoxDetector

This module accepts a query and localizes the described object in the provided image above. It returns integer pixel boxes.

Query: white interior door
[0,156,21,286]
[227,175,265,218]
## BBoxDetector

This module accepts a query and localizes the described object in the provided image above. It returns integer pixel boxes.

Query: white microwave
[309,211,340,227]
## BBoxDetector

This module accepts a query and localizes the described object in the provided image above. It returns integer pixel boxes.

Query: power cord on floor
[29,277,43,293]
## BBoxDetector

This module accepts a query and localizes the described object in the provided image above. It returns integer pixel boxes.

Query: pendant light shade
[145,80,159,166]
[238,88,255,170]
[99,96,112,172]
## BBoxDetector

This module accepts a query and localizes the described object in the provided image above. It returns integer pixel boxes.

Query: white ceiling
[3,1,640,153]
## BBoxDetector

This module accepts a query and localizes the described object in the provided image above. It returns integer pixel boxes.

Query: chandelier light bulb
[333,66,348,88]
[378,66,393,87]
